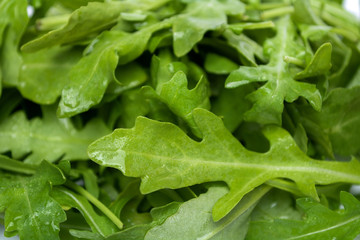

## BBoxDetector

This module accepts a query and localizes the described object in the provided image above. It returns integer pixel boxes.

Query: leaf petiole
[0,155,36,175]
[283,56,306,67]
[261,6,294,20]
[65,180,124,230]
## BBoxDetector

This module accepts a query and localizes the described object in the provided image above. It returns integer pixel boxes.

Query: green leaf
[222,30,265,66]
[250,189,302,222]
[51,187,117,237]
[172,0,245,57]
[226,16,322,125]
[0,0,28,92]
[144,71,211,136]
[88,108,360,221]
[295,42,332,79]
[292,0,353,87]
[21,1,170,52]
[211,85,254,132]
[18,46,82,104]
[105,202,181,240]
[204,53,238,74]
[144,51,211,135]
[145,184,269,240]
[298,86,360,156]
[58,20,171,117]
[0,105,109,164]
[247,191,360,240]
[0,161,66,240]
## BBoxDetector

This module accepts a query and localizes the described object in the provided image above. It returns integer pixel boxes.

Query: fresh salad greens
[0,0,359,239]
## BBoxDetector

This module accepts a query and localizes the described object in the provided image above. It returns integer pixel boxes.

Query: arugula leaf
[0,0,28,93]
[57,20,172,117]
[0,161,66,240]
[247,191,360,240]
[51,187,117,237]
[0,105,109,164]
[145,184,270,240]
[226,16,322,125]
[297,86,360,157]
[172,0,245,57]
[88,108,360,221]
[294,42,332,80]
[105,202,181,240]
[21,0,171,52]
[18,46,82,104]
[143,50,211,135]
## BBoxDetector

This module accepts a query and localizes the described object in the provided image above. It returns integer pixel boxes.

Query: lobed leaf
[0,105,109,164]
[88,108,360,221]
[247,191,360,240]
[226,16,322,125]
[0,161,66,240]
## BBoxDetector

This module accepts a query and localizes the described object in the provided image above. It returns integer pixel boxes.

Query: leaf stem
[283,56,306,67]
[0,155,36,175]
[246,3,289,11]
[65,180,123,230]
[261,6,294,20]
[266,179,304,196]
[229,21,275,34]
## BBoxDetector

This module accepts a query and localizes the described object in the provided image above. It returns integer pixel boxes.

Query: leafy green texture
[0,0,28,93]
[21,1,170,52]
[51,187,117,237]
[226,16,322,125]
[172,0,245,57]
[145,184,270,240]
[1,0,360,238]
[57,21,171,117]
[18,47,82,104]
[88,108,360,221]
[105,202,181,240]
[144,50,211,135]
[298,86,360,157]
[247,192,360,240]
[0,161,66,240]
[295,42,332,79]
[0,105,109,164]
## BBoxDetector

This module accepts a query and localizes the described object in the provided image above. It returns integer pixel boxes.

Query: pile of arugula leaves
[1,0,360,239]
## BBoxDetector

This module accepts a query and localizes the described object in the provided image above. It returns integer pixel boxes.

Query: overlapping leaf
[57,20,172,117]
[247,192,360,240]
[18,46,82,104]
[0,0,28,94]
[297,86,360,157]
[88,108,360,221]
[145,185,270,240]
[21,0,171,52]
[0,105,109,164]
[51,187,118,237]
[143,50,211,136]
[172,0,245,57]
[0,161,66,240]
[226,16,322,125]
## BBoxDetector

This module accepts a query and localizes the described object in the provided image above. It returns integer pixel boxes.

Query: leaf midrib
[287,215,360,239]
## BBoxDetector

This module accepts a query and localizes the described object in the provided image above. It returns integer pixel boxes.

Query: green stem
[246,3,289,11]
[261,6,294,20]
[266,179,304,196]
[283,56,306,67]
[0,155,36,175]
[36,14,70,31]
[65,181,123,230]
[331,28,359,42]
[229,21,275,34]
